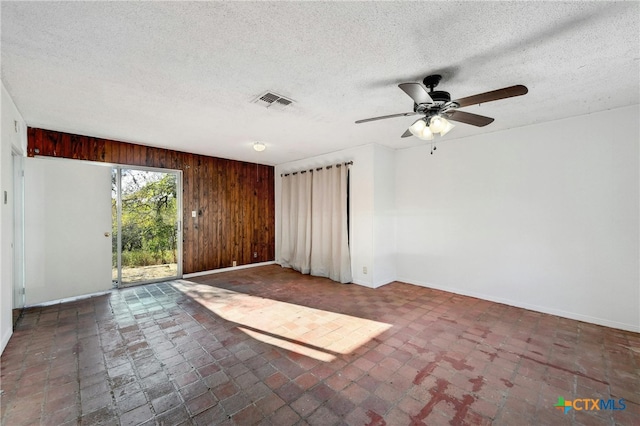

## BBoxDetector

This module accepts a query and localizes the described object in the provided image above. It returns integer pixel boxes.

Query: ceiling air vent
[252,91,294,111]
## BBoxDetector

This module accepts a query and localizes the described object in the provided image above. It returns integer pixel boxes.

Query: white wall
[372,144,396,287]
[1,83,27,354]
[395,105,640,332]
[25,157,113,305]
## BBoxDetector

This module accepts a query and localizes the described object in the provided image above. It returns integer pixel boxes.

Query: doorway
[112,167,182,287]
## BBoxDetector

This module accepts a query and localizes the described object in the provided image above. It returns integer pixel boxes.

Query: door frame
[112,165,183,288]
[11,150,25,316]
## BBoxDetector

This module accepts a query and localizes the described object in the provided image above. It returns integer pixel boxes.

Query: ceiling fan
[355,74,528,141]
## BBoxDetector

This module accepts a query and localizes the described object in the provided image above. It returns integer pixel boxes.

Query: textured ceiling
[2,1,639,165]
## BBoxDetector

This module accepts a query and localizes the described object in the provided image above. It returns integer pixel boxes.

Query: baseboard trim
[352,279,374,288]
[396,277,640,333]
[372,276,395,289]
[26,290,113,309]
[183,261,277,278]
[1,327,12,355]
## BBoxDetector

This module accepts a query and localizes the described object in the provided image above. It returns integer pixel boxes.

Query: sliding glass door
[112,167,182,287]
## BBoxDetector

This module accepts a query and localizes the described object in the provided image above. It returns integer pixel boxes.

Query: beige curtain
[280,165,352,283]
[310,165,352,283]
[280,171,312,274]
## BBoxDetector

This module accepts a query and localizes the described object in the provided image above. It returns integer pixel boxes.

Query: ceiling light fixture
[439,119,455,136]
[428,115,446,133]
[419,126,434,140]
[253,142,266,152]
[409,119,434,140]
[409,118,426,136]
[409,116,455,141]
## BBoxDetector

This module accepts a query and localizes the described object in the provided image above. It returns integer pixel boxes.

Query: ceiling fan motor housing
[414,90,453,114]
[429,91,451,103]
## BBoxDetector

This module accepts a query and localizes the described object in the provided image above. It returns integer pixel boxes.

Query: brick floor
[1,265,638,425]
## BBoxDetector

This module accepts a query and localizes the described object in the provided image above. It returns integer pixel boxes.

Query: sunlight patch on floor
[172,281,392,362]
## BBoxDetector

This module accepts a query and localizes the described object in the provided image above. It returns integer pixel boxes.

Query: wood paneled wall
[27,127,275,274]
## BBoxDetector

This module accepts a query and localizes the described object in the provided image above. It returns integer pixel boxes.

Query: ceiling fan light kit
[429,115,446,133]
[409,115,455,140]
[409,118,426,135]
[439,119,455,136]
[418,125,434,140]
[356,74,528,143]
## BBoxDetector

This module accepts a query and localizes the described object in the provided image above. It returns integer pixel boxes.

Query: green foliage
[113,250,176,267]
[112,170,178,267]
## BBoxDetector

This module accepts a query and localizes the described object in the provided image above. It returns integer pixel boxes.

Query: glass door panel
[112,167,181,286]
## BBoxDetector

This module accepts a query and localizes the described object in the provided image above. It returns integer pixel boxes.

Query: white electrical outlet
[232,261,237,267]
[192,210,197,217]
[363,266,367,274]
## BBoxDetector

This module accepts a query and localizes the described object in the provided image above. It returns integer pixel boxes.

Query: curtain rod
[281,161,353,177]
